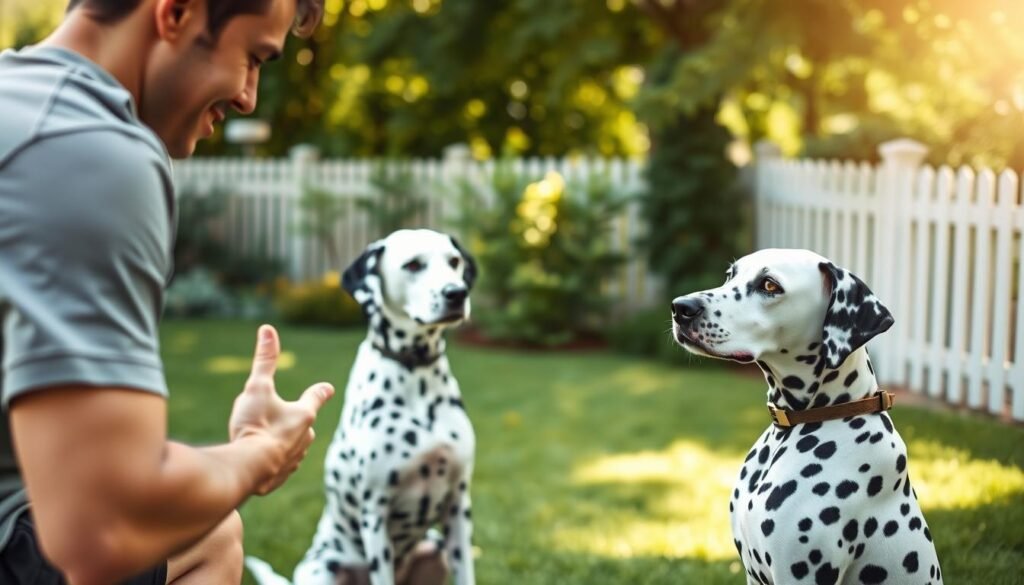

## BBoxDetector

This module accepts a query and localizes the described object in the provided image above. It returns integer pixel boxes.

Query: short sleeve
[0,130,174,406]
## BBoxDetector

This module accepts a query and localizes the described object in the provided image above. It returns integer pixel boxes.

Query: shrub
[640,107,749,296]
[274,273,364,328]
[164,268,234,318]
[357,163,428,237]
[451,158,628,346]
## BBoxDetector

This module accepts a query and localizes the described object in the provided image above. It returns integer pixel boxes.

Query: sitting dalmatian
[247,229,478,585]
[670,249,942,585]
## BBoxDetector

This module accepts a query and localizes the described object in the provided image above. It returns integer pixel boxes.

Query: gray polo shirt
[0,46,175,547]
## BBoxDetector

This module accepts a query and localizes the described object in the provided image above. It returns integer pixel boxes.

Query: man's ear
[818,262,894,370]
[154,0,200,41]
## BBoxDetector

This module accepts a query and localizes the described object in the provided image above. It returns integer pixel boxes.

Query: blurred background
[4,1,1024,583]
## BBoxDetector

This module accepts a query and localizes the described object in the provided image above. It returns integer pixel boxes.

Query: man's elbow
[36,520,144,585]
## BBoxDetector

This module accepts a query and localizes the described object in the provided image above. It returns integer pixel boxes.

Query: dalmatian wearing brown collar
[247,229,477,585]
[670,249,942,585]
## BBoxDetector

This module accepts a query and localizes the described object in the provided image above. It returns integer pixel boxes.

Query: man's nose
[231,72,259,115]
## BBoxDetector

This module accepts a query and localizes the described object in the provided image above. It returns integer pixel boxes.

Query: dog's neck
[756,345,878,411]
[365,304,446,370]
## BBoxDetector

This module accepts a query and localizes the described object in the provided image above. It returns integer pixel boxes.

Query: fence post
[289,144,320,281]
[753,140,782,250]
[875,138,928,387]
[441,143,474,233]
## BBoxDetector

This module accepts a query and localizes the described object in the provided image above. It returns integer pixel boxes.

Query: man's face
[141,0,294,158]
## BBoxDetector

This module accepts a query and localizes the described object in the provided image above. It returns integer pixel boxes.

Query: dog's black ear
[818,262,894,370]
[449,236,478,290]
[342,241,385,315]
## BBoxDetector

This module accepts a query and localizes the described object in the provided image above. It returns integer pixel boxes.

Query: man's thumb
[298,383,335,414]
[250,324,280,380]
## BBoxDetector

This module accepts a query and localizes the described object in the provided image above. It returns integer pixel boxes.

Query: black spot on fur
[836,480,860,499]
[761,519,775,536]
[843,519,859,541]
[858,565,887,584]
[819,507,840,525]
[783,376,806,389]
[791,561,809,579]
[815,562,839,585]
[801,463,823,477]
[903,551,919,573]
[797,436,820,453]
[813,441,837,460]
[867,475,883,496]
[765,481,798,511]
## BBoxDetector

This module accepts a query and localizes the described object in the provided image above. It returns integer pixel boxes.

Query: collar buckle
[767,403,791,427]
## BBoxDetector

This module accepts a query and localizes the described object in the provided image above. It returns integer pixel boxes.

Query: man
[0,0,332,583]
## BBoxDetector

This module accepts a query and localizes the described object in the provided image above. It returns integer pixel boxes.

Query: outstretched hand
[229,325,334,495]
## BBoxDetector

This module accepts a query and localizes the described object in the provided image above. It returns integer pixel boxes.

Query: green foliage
[640,103,748,296]
[452,159,628,346]
[174,187,285,287]
[636,0,1024,169]
[356,163,428,237]
[296,184,347,267]
[274,279,364,328]
[164,268,234,318]
[195,0,659,158]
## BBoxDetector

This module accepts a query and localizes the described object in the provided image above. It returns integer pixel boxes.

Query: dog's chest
[730,416,910,571]
[326,358,475,548]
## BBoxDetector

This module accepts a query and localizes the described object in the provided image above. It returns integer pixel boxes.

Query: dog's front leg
[360,507,396,585]
[444,483,475,585]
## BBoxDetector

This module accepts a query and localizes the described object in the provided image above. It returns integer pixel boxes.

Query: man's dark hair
[66,0,323,38]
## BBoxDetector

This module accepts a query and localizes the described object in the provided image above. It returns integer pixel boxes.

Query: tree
[198,0,660,158]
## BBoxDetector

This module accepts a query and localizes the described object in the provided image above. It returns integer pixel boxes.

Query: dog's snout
[442,285,468,307]
[671,296,705,322]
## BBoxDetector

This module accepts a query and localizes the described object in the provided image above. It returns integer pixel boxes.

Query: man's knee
[212,511,243,561]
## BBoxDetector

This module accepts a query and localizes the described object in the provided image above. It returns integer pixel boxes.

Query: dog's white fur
[671,249,942,585]
[247,229,477,585]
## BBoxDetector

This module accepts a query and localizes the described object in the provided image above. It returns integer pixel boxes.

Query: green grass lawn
[161,319,1024,584]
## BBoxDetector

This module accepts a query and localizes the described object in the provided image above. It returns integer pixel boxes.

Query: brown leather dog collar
[768,391,895,427]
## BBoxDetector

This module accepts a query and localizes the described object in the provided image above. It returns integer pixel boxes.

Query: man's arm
[10,326,332,585]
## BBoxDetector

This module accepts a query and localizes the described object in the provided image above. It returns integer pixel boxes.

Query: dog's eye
[761,278,783,294]
[449,257,460,270]
[403,259,425,273]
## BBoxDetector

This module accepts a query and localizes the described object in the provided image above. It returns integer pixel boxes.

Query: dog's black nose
[442,285,468,307]
[671,297,704,322]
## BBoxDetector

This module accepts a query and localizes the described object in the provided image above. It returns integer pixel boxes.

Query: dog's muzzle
[438,284,469,321]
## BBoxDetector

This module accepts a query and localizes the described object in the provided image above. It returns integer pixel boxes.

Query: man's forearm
[61,436,280,585]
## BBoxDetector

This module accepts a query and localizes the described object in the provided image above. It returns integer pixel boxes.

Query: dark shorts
[0,513,167,585]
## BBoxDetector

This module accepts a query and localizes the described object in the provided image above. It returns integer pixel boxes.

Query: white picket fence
[756,138,1024,422]
[171,147,659,314]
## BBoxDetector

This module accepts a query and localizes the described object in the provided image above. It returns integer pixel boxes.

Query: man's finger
[249,324,280,381]
[297,383,335,414]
